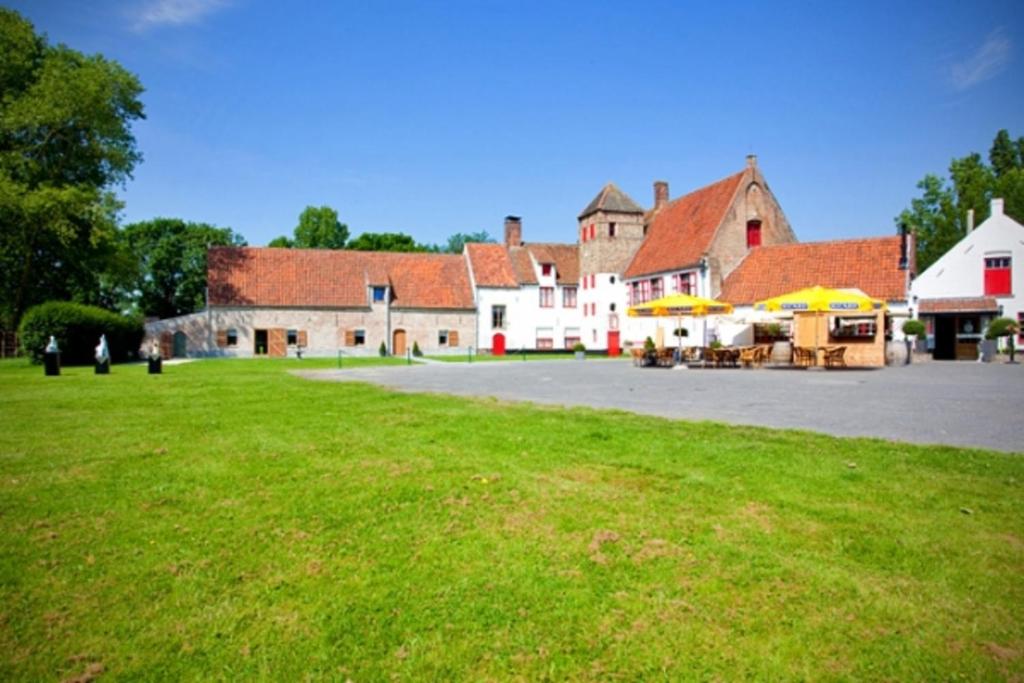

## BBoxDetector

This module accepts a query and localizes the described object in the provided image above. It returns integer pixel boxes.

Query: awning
[917,297,1000,314]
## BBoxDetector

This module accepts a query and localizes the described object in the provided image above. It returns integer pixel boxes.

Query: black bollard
[95,359,110,374]
[44,351,60,376]
[148,357,162,374]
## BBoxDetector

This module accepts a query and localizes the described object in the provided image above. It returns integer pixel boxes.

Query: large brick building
[144,156,912,358]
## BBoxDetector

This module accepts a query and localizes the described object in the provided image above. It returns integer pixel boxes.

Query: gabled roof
[579,183,644,219]
[208,247,475,310]
[624,170,746,279]
[509,247,538,285]
[466,242,518,288]
[525,243,579,284]
[719,237,908,304]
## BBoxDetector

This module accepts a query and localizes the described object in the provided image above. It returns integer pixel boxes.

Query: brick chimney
[653,181,669,210]
[504,215,522,247]
[746,154,757,169]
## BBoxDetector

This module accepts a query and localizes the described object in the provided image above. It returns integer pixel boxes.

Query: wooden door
[393,329,406,356]
[172,331,187,358]
[492,333,505,355]
[268,328,287,357]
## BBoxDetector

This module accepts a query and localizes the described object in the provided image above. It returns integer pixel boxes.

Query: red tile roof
[918,297,999,314]
[465,243,518,288]
[624,170,745,278]
[509,247,538,285]
[208,247,475,310]
[719,237,909,304]
[525,243,579,284]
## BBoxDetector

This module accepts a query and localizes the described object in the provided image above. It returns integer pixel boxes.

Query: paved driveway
[297,360,1023,453]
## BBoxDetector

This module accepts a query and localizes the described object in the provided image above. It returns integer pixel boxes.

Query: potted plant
[901,319,926,365]
[573,341,586,360]
[985,317,1020,364]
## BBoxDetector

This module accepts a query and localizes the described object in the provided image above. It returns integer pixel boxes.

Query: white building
[911,198,1023,360]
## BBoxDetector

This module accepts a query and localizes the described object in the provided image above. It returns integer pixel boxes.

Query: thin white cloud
[950,29,1012,90]
[130,0,232,31]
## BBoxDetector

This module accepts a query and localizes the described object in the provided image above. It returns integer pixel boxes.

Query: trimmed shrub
[672,327,688,338]
[379,341,387,357]
[412,341,422,357]
[18,302,144,365]
[572,342,586,352]
[985,317,1019,340]
[902,319,926,338]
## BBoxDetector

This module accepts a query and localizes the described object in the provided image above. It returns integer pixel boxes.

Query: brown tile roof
[466,243,517,288]
[579,183,644,218]
[509,247,538,285]
[624,170,745,279]
[918,297,1000,314]
[719,237,909,304]
[208,247,475,310]
[525,243,579,284]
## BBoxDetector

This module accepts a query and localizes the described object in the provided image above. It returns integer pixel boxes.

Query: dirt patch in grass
[588,529,620,564]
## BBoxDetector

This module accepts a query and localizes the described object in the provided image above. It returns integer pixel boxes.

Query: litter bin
[44,351,60,376]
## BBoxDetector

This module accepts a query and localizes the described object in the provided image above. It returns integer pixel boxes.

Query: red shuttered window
[984,257,1011,296]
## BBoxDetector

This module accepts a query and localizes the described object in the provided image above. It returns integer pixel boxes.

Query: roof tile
[466,243,518,288]
[624,171,745,278]
[719,237,908,304]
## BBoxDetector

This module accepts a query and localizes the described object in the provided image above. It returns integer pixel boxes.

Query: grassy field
[1,358,1022,681]
[424,352,611,363]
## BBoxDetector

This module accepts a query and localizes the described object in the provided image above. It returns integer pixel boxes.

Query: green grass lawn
[425,352,627,363]
[1,358,1022,681]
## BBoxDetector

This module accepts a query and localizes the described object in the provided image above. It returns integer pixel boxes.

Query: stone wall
[579,210,646,277]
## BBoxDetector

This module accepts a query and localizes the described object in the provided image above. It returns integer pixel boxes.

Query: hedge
[18,302,144,365]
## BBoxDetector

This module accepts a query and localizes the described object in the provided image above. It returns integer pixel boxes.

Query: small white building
[911,198,1023,359]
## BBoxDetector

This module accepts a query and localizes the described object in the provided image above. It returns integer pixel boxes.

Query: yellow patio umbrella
[754,286,886,364]
[628,293,734,357]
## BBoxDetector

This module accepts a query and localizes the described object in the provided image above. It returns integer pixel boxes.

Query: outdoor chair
[656,348,675,367]
[793,346,816,367]
[630,348,648,367]
[754,345,771,367]
[740,346,757,368]
[824,346,847,368]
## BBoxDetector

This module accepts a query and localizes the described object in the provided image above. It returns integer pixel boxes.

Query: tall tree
[441,230,495,254]
[347,232,431,252]
[119,219,246,319]
[899,129,1022,272]
[268,205,348,248]
[0,9,145,328]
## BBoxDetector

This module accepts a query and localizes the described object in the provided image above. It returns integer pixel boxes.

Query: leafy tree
[267,235,294,248]
[269,205,348,249]
[119,219,246,319]
[441,230,495,254]
[0,9,145,328]
[347,232,431,252]
[898,129,1023,272]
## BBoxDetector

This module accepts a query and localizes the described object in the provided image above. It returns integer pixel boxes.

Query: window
[674,272,695,295]
[591,303,597,316]
[590,274,596,288]
[540,287,554,307]
[610,303,616,312]
[582,276,587,290]
[287,329,298,345]
[492,305,506,329]
[536,327,554,349]
[226,329,238,347]
[609,222,616,237]
[438,330,449,346]
[746,220,762,248]
[1019,312,1024,344]
[651,277,663,299]
[563,287,577,308]
[354,329,365,346]
[541,263,553,277]
[564,328,580,349]
[581,226,587,243]
[984,256,1012,296]
[589,224,595,240]
[610,275,616,284]
[372,286,386,303]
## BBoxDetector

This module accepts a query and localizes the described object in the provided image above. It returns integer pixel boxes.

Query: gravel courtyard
[298,360,1024,453]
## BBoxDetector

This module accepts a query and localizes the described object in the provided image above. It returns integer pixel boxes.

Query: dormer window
[746,220,762,248]
[372,286,387,303]
[541,263,553,277]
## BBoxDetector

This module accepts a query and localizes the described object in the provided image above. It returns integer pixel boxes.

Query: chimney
[898,222,909,270]
[967,208,975,232]
[746,154,757,169]
[991,197,1004,217]
[653,181,669,210]
[504,215,522,247]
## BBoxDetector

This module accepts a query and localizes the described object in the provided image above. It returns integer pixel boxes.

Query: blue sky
[11,1,1024,247]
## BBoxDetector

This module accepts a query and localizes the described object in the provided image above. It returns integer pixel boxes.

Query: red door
[492,333,506,356]
[607,331,620,357]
